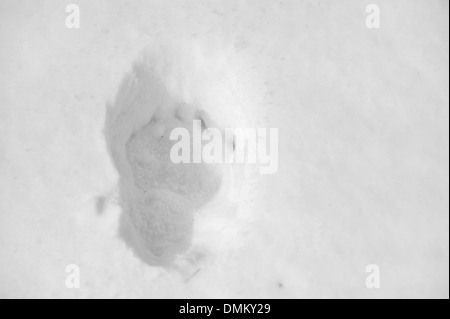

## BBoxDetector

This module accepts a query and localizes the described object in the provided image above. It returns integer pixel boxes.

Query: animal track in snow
[105,58,223,265]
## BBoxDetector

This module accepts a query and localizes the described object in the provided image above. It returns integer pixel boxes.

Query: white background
[0,0,448,298]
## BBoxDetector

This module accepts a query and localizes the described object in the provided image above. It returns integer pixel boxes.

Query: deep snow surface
[0,0,448,298]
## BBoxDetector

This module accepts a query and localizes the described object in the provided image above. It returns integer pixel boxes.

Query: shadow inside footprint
[104,57,222,266]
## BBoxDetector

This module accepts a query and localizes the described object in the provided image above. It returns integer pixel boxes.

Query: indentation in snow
[104,56,223,265]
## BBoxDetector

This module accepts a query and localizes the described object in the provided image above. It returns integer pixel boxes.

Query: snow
[0,0,448,298]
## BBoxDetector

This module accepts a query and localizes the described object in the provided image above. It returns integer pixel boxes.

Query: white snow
[0,0,448,298]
